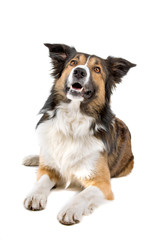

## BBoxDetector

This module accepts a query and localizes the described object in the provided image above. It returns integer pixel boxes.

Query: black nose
[73,67,87,79]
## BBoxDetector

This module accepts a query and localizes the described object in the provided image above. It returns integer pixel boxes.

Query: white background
[0,0,160,239]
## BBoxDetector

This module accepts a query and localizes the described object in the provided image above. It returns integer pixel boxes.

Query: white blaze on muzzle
[67,56,91,86]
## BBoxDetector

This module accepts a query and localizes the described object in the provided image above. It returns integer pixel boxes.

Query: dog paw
[83,204,94,215]
[24,193,47,211]
[57,203,94,225]
[22,155,39,166]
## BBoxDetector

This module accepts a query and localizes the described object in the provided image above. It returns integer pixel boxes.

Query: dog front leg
[24,166,59,211]
[57,185,107,225]
[57,152,114,225]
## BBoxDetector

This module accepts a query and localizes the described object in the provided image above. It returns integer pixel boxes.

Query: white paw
[24,192,47,211]
[22,155,39,166]
[57,202,95,225]
[83,204,95,215]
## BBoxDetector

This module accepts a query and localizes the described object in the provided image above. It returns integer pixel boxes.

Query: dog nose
[73,68,87,79]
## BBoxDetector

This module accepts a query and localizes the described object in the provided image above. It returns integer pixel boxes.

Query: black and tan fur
[37,44,135,178]
[23,44,136,225]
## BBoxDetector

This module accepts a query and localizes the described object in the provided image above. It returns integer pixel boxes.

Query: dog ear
[44,43,76,79]
[106,56,136,83]
[44,43,76,60]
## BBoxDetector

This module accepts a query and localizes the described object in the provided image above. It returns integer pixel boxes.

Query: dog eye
[94,66,101,73]
[70,60,78,66]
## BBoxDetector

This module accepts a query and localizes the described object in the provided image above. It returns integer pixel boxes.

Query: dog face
[44,43,136,111]
[64,54,108,103]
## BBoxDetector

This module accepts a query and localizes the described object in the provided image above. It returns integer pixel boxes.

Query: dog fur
[23,44,136,225]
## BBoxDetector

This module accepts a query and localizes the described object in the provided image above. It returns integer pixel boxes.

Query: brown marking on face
[54,54,88,97]
[81,152,114,200]
[87,56,107,80]
[75,54,87,65]
[54,54,107,115]
[86,57,106,115]
[64,54,88,69]
[54,66,71,98]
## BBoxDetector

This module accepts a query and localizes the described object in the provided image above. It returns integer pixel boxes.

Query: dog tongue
[72,83,82,90]
[72,86,81,90]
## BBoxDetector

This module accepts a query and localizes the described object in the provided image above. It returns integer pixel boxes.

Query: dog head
[45,43,136,106]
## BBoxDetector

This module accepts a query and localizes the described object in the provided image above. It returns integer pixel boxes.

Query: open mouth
[71,83,83,92]
[66,82,93,100]
[66,81,94,100]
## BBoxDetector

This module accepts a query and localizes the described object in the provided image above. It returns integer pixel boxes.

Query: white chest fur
[37,101,104,184]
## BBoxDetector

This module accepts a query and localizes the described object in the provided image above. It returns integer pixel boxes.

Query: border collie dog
[23,44,136,225]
